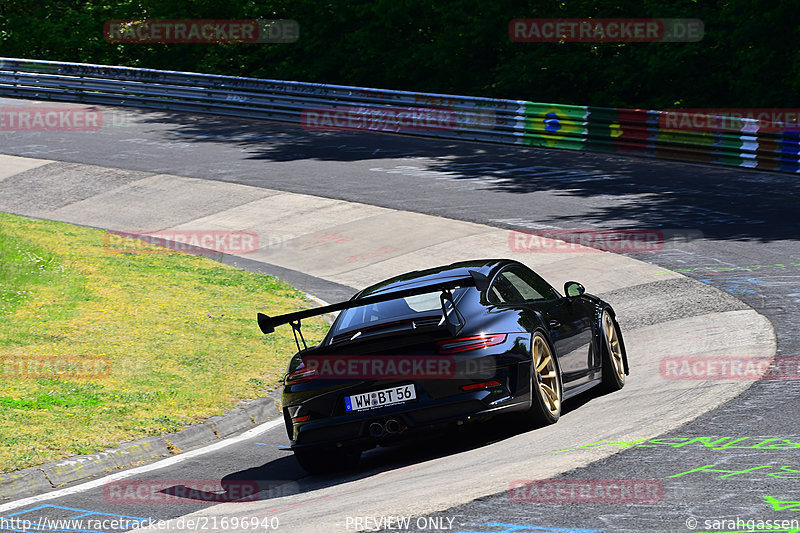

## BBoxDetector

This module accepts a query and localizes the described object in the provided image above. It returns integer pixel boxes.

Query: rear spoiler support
[290,320,308,351]
[440,289,466,337]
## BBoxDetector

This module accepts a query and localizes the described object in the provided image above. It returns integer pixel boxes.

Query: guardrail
[1,57,798,173]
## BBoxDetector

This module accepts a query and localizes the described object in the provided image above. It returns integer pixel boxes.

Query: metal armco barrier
[1,57,798,173]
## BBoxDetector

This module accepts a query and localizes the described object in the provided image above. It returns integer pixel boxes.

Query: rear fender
[602,306,629,375]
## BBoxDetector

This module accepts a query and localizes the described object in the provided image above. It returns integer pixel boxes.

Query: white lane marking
[0,418,284,514]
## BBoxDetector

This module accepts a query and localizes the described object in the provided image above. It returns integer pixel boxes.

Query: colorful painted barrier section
[525,103,800,172]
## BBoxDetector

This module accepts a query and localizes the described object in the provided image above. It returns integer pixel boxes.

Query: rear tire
[293,446,361,475]
[601,310,626,392]
[524,332,562,425]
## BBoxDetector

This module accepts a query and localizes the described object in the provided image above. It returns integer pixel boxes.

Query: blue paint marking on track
[699,276,765,295]
[1,505,148,533]
[457,522,602,533]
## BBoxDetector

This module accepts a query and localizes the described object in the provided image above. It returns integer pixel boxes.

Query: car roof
[353,258,518,299]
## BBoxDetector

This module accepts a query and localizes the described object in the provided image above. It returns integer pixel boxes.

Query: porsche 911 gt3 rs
[257,259,628,474]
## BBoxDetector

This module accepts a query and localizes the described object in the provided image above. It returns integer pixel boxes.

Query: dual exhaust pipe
[369,418,402,438]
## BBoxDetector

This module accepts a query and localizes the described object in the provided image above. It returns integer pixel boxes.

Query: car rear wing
[257,270,490,344]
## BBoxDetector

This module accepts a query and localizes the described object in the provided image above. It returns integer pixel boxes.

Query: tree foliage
[1,0,797,107]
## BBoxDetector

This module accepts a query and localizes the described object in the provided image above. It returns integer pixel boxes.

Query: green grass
[0,213,327,472]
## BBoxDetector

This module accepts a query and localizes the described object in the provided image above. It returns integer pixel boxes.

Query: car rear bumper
[286,389,529,450]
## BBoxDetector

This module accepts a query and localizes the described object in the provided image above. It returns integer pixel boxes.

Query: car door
[539,294,595,387]
[490,266,594,388]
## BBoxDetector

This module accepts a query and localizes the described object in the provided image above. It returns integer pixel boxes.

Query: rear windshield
[331,288,467,334]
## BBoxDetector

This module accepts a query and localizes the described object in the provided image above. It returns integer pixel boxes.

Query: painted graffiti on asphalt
[656,262,800,275]
[669,464,800,479]
[555,437,800,454]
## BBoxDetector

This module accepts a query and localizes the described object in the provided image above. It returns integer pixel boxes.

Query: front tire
[601,310,626,392]
[524,332,562,425]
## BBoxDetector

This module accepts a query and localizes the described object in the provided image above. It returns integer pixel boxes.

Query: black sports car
[257,259,627,474]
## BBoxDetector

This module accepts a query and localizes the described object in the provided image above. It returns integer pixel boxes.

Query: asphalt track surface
[0,101,799,533]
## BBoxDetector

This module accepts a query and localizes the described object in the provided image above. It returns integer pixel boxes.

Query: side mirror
[564,281,585,298]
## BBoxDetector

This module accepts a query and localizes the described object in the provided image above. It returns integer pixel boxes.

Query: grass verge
[0,212,327,473]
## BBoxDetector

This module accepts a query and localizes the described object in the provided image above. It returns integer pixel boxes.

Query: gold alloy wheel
[533,334,560,415]
[602,310,626,383]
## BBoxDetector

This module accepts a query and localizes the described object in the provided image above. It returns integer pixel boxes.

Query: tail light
[284,360,317,385]
[437,334,507,354]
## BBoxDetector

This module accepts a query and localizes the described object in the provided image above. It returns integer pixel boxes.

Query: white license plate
[344,384,416,412]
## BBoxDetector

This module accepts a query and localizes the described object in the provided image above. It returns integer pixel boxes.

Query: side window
[488,273,523,303]
[504,271,547,301]
[488,267,557,304]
